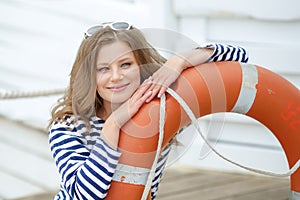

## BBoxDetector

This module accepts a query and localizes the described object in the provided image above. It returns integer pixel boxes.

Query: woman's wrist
[101,117,121,150]
[178,47,214,69]
[164,54,187,74]
[193,46,214,65]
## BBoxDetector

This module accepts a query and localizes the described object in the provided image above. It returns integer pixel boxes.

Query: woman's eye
[97,67,109,72]
[120,62,131,68]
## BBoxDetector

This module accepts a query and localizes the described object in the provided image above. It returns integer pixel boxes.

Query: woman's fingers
[132,77,152,100]
[113,87,152,128]
[128,77,154,110]
[146,84,160,102]
[145,66,180,102]
[145,83,166,102]
[137,90,152,105]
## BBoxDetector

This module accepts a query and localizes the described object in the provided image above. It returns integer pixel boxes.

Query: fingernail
[146,97,151,103]
[144,78,152,83]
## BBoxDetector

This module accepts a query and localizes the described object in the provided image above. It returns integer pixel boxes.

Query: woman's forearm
[101,118,121,150]
[157,43,249,75]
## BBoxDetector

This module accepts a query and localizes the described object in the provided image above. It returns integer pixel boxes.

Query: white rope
[0,88,66,99]
[165,88,300,178]
[141,93,166,200]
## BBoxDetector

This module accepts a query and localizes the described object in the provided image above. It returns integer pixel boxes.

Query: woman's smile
[106,83,130,92]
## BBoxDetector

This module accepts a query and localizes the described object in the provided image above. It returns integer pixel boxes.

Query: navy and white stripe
[205,43,249,63]
[49,43,249,200]
[49,116,121,200]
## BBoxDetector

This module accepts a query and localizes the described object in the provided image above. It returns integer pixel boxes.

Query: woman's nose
[111,67,123,82]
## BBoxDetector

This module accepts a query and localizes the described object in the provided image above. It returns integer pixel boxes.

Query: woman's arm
[146,43,249,101]
[100,78,153,149]
[49,119,121,200]
[49,79,153,199]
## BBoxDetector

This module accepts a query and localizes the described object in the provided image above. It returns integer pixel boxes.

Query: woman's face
[96,41,140,109]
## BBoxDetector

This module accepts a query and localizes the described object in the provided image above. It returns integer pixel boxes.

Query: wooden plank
[174,142,289,173]
[206,18,300,45]
[205,178,288,200]
[173,0,300,21]
[197,114,284,148]
[157,167,290,200]
[10,192,57,200]
[230,186,290,200]
[157,169,243,197]
[0,117,51,159]
[0,117,59,199]
[0,141,59,190]
[0,171,44,199]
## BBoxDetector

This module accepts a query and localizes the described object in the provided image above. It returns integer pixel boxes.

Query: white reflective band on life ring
[231,63,258,114]
[112,164,150,185]
[291,190,300,200]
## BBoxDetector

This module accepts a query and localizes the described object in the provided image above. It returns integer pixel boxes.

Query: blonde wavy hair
[49,26,167,129]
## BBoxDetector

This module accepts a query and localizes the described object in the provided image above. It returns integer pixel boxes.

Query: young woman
[48,22,249,199]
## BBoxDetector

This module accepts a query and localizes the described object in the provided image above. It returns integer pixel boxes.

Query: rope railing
[0,88,66,99]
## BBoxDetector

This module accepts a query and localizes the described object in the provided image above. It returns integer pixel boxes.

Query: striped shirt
[49,43,249,200]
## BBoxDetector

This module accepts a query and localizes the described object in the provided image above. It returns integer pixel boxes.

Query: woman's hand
[101,79,153,149]
[145,54,186,102]
[145,47,214,102]
[112,78,153,127]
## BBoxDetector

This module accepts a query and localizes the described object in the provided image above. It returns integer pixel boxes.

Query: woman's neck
[97,101,121,120]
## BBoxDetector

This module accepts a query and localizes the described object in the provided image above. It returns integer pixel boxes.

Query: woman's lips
[107,83,130,92]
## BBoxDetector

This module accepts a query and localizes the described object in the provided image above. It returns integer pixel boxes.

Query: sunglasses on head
[84,22,132,39]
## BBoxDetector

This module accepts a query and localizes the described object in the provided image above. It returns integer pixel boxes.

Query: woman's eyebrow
[96,62,109,67]
[96,55,133,66]
[117,56,133,63]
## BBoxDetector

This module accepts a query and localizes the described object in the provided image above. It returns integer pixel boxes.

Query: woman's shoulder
[49,115,104,135]
[50,115,76,128]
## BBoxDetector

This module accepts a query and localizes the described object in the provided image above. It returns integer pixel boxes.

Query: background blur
[0,0,299,199]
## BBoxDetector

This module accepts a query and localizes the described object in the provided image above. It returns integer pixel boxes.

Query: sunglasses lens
[111,22,130,30]
[86,25,103,36]
[84,22,131,39]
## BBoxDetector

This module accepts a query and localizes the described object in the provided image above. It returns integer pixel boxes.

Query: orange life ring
[106,61,300,199]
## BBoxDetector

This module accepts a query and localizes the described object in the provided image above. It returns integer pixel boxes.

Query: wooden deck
[10,168,290,200]
[156,167,290,200]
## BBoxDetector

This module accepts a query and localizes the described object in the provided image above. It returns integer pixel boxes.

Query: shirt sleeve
[200,43,249,63]
[49,121,121,200]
